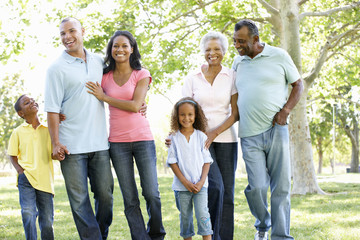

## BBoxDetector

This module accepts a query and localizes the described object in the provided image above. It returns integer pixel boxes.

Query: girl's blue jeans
[174,188,213,238]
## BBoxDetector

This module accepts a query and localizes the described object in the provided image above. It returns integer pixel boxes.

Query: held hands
[183,180,202,194]
[194,181,204,194]
[52,142,70,161]
[272,107,290,126]
[86,81,105,101]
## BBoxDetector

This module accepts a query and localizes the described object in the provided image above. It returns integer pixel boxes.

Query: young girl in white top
[167,97,213,240]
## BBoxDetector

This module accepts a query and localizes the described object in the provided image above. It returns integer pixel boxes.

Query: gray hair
[200,31,228,54]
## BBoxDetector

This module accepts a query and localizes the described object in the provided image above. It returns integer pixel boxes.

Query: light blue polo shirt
[232,44,300,138]
[44,49,109,154]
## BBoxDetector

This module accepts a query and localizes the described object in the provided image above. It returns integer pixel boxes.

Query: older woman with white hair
[182,31,239,240]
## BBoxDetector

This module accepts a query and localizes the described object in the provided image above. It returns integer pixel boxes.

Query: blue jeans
[208,142,238,240]
[110,141,166,240]
[175,188,213,238]
[60,150,114,240]
[241,124,294,240]
[18,173,54,240]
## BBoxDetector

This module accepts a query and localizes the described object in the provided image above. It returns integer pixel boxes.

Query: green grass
[1,174,360,239]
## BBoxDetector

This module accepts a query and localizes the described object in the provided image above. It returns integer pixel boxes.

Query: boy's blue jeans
[241,123,294,240]
[18,173,54,240]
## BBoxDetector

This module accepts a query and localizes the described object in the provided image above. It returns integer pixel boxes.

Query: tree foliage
[308,101,334,173]
[0,0,359,192]
[0,75,27,168]
[308,28,360,173]
[0,0,40,64]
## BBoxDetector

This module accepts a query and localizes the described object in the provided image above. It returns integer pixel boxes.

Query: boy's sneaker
[254,231,268,240]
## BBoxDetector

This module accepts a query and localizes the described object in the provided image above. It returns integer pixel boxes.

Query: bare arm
[273,79,304,125]
[169,163,197,193]
[47,112,69,160]
[86,77,150,113]
[205,93,239,148]
[9,156,24,174]
[194,163,211,193]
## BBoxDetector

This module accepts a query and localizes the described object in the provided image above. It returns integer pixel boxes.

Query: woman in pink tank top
[86,30,166,240]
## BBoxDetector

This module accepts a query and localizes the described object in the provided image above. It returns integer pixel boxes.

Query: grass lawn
[0,173,359,239]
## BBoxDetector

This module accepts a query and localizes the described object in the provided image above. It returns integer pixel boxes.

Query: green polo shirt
[232,43,300,138]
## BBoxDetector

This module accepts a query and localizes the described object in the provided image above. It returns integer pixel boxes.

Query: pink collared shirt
[182,65,238,143]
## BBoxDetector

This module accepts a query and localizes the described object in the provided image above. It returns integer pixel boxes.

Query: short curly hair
[200,31,228,54]
[14,94,26,112]
[170,97,208,134]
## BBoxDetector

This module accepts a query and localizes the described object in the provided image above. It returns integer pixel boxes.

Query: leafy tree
[308,98,351,174]
[0,75,27,168]
[154,133,170,174]
[128,0,359,194]
[0,0,40,64]
[2,0,359,194]
[338,106,359,173]
[335,85,360,173]
[311,31,360,173]
[308,100,334,173]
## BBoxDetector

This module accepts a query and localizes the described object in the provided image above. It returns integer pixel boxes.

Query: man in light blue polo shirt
[44,17,113,240]
[232,19,304,240]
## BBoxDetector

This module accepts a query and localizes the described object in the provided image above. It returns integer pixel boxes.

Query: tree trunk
[289,86,324,194]
[350,120,359,173]
[317,138,323,174]
[280,0,324,194]
[162,157,168,174]
[317,152,323,174]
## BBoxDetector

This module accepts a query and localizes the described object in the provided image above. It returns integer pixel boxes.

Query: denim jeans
[60,150,114,240]
[174,188,213,238]
[208,142,238,240]
[18,173,54,240]
[241,124,294,240]
[110,141,166,240]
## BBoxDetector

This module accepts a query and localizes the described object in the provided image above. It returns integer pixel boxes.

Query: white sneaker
[254,231,268,240]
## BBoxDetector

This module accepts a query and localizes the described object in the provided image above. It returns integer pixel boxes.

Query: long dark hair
[103,30,141,74]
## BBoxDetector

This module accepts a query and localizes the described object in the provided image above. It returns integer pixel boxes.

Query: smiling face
[111,35,133,64]
[178,103,195,130]
[17,95,38,119]
[204,39,224,66]
[59,19,85,56]
[233,26,257,58]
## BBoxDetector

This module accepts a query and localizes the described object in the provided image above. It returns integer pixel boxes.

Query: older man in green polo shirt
[232,19,304,240]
